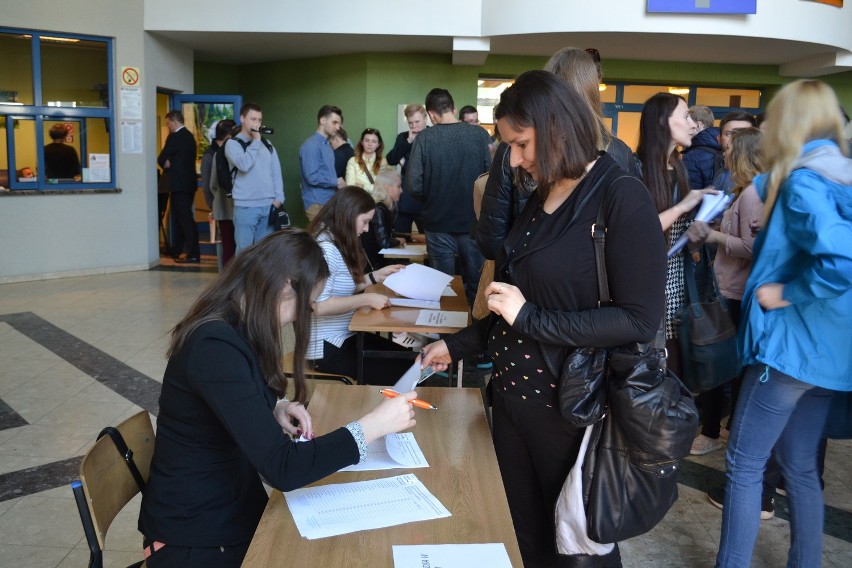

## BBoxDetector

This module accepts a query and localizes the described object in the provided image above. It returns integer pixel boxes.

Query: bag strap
[364,168,375,185]
[97,426,146,493]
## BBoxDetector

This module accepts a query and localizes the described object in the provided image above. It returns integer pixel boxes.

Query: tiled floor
[0,270,849,567]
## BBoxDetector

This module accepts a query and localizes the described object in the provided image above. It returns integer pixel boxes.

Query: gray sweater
[225,133,285,208]
[405,122,491,233]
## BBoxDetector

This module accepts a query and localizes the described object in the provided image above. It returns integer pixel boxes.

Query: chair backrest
[282,352,353,404]
[78,410,155,551]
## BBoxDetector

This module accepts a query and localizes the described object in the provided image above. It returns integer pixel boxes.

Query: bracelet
[276,396,289,406]
[368,272,377,285]
[344,421,368,462]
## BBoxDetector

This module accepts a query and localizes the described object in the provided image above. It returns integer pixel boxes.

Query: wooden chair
[282,352,353,404]
[72,410,155,568]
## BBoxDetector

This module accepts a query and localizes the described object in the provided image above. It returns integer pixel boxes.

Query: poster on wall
[647,1,757,13]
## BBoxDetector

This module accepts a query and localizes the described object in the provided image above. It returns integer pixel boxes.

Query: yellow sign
[120,66,141,87]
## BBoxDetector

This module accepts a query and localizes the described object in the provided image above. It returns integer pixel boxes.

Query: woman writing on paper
[139,230,417,568]
[420,70,666,567]
[308,187,411,384]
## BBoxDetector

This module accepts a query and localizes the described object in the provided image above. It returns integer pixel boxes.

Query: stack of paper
[340,432,429,472]
[392,544,513,568]
[284,474,451,539]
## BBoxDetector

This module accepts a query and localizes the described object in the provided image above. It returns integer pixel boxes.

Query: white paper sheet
[284,474,450,539]
[379,244,428,256]
[392,360,436,392]
[392,543,513,568]
[441,286,457,297]
[384,264,453,302]
[667,192,733,258]
[389,298,441,309]
[340,432,429,471]
[415,310,468,328]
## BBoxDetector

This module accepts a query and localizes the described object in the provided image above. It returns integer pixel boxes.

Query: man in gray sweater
[406,88,491,304]
[226,102,285,253]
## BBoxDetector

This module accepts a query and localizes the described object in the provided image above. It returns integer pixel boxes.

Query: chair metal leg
[72,480,103,568]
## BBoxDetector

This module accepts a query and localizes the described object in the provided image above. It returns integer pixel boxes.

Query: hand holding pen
[380,389,437,410]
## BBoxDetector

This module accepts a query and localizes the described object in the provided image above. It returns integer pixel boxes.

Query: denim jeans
[233,205,273,253]
[715,365,832,568]
[424,231,484,306]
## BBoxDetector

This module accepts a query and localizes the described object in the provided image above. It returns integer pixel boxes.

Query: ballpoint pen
[378,389,437,410]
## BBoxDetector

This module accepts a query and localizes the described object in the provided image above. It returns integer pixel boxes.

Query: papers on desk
[284,473,450,539]
[392,543,513,568]
[379,244,428,256]
[667,192,733,258]
[415,310,468,328]
[389,298,441,309]
[340,432,429,472]
[441,286,457,296]
[384,264,453,302]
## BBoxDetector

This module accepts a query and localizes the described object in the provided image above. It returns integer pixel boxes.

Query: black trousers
[312,333,412,386]
[144,538,249,568]
[169,191,200,258]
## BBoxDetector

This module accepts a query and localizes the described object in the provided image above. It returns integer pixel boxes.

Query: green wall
[195,54,852,227]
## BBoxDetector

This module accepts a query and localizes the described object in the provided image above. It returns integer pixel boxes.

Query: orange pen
[378,389,437,410]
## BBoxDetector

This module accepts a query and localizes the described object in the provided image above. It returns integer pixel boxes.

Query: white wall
[0,0,193,282]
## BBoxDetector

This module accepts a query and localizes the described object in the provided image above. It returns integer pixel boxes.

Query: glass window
[623,85,690,104]
[695,87,761,108]
[0,32,34,105]
[476,78,513,130]
[599,84,616,103]
[616,112,642,152]
[41,37,109,108]
[0,28,113,189]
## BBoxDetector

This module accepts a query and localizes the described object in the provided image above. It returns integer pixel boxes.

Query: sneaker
[690,434,724,455]
[707,486,775,520]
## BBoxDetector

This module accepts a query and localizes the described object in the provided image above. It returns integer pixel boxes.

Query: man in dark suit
[158,110,199,263]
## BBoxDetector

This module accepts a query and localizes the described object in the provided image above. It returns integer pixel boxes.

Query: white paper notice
[379,244,427,256]
[667,192,733,258]
[415,310,467,328]
[121,120,143,154]
[384,264,453,302]
[284,474,450,539]
[340,432,428,472]
[88,154,111,182]
[392,543,513,568]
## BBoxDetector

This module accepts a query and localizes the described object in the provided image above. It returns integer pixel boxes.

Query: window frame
[0,28,115,191]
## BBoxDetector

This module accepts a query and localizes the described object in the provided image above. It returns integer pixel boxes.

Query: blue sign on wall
[647,1,757,13]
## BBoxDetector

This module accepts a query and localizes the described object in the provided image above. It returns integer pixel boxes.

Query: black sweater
[446,154,666,376]
[139,321,359,547]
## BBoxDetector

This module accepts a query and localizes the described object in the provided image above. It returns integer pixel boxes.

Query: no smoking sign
[121,66,141,87]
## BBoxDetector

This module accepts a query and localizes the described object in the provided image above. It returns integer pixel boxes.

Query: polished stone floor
[0,270,849,567]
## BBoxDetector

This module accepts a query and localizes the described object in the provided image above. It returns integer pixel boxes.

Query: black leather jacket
[361,202,398,268]
[476,142,531,259]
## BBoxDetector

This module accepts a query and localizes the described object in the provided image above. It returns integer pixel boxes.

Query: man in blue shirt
[299,105,346,221]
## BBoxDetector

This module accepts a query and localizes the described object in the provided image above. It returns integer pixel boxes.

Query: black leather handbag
[579,199,699,543]
[675,247,741,393]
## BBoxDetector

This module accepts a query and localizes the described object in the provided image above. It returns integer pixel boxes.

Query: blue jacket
[682,127,721,190]
[739,140,852,390]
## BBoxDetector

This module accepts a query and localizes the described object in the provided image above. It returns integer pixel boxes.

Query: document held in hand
[383,264,453,302]
[340,432,429,472]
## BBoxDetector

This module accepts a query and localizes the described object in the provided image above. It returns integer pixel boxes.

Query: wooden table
[380,243,428,263]
[348,276,471,386]
[241,384,523,568]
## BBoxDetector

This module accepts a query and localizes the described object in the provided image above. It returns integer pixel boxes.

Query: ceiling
[155,29,840,69]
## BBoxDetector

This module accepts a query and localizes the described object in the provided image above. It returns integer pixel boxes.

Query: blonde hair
[728,127,763,196]
[371,167,401,209]
[404,104,426,119]
[761,79,848,224]
[544,47,606,151]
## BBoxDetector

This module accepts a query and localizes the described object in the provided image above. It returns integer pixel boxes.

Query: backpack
[217,136,274,197]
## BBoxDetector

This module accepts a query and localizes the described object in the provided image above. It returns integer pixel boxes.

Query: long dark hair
[494,70,599,200]
[308,186,376,283]
[355,128,384,176]
[167,230,329,403]
[636,92,690,214]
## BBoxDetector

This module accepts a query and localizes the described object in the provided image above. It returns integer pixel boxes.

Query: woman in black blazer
[138,230,417,568]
